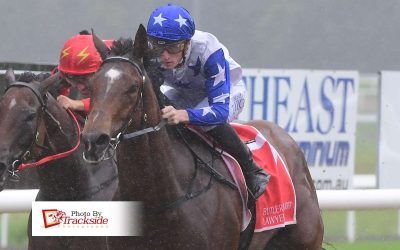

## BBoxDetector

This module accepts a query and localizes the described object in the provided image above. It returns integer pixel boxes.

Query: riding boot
[206,123,270,200]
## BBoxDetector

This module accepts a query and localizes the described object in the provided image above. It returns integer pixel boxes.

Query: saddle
[183,123,297,233]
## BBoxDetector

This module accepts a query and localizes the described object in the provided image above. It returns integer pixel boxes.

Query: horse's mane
[17,71,51,83]
[108,37,168,108]
[143,59,170,108]
[16,71,64,99]
[110,38,134,56]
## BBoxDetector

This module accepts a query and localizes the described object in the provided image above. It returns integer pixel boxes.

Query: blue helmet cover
[147,4,195,41]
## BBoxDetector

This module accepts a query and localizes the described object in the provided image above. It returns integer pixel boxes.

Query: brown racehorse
[82,25,324,249]
[0,70,118,250]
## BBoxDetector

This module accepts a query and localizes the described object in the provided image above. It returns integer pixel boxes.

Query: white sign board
[239,69,359,190]
[378,71,400,188]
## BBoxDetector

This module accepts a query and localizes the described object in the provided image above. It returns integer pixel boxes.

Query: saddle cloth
[188,123,296,232]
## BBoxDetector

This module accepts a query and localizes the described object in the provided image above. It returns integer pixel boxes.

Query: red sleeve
[82,98,91,113]
[59,87,71,96]
[51,67,58,75]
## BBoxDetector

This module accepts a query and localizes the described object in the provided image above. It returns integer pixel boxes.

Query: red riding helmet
[58,34,113,75]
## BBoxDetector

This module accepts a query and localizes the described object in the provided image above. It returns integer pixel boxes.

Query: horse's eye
[126,85,138,94]
[24,113,36,122]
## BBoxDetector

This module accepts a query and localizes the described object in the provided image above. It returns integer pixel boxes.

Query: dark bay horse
[0,70,118,250]
[82,25,323,249]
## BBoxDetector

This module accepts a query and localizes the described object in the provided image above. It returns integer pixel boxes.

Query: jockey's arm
[57,95,88,112]
[52,73,91,113]
[161,67,231,126]
[162,106,190,125]
[185,49,231,126]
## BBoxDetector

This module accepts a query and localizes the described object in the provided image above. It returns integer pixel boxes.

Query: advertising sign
[240,69,359,189]
[378,71,400,188]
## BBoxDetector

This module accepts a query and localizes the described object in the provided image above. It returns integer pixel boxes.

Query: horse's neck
[44,96,77,151]
[118,128,185,204]
[117,81,183,203]
[36,96,90,199]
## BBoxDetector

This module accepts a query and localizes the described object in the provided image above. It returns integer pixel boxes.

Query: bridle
[83,56,166,163]
[4,82,80,178]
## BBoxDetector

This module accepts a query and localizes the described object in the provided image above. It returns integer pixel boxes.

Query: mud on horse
[82,25,324,249]
[0,70,118,250]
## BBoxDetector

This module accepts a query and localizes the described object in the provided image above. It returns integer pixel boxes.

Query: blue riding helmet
[147,3,195,41]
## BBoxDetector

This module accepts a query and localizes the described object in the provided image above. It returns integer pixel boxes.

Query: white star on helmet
[153,13,167,26]
[174,14,188,27]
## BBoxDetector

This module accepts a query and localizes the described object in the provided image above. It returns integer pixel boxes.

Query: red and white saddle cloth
[188,123,296,232]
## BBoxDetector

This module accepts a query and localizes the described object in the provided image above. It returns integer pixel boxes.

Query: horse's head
[0,69,57,190]
[82,24,154,163]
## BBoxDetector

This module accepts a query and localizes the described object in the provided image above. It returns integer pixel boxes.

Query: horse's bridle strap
[6,82,47,106]
[17,109,81,170]
[103,56,144,78]
[117,119,167,141]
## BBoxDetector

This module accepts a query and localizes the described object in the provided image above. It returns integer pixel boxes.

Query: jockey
[147,4,270,199]
[55,31,113,113]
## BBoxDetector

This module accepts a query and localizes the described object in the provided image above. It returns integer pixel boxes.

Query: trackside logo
[32,201,142,236]
[42,209,109,228]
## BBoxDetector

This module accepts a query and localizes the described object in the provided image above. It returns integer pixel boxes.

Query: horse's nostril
[96,134,110,146]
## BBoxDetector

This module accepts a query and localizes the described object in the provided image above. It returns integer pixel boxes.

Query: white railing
[0,189,39,213]
[0,175,377,213]
[318,189,400,209]
[10,189,400,212]
[0,175,385,247]
[0,189,39,248]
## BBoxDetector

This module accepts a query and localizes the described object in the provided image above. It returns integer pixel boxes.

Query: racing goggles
[148,38,187,55]
[62,72,92,83]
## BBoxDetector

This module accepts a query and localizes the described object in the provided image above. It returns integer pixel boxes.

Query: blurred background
[1,0,400,72]
[0,1,398,249]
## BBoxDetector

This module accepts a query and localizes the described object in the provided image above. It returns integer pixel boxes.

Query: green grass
[322,210,348,240]
[322,209,399,241]
[356,210,398,238]
[4,213,29,247]
[322,212,400,249]
[325,240,400,250]
[354,122,377,174]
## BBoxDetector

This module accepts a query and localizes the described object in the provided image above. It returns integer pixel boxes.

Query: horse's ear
[5,68,16,85]
[92,30,110,60]
[132,24,148,60]
[38,72,59,93]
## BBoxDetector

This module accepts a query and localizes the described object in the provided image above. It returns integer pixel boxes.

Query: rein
[149,126,238,214]
[5,83,81,175]
[16,109,81,171]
